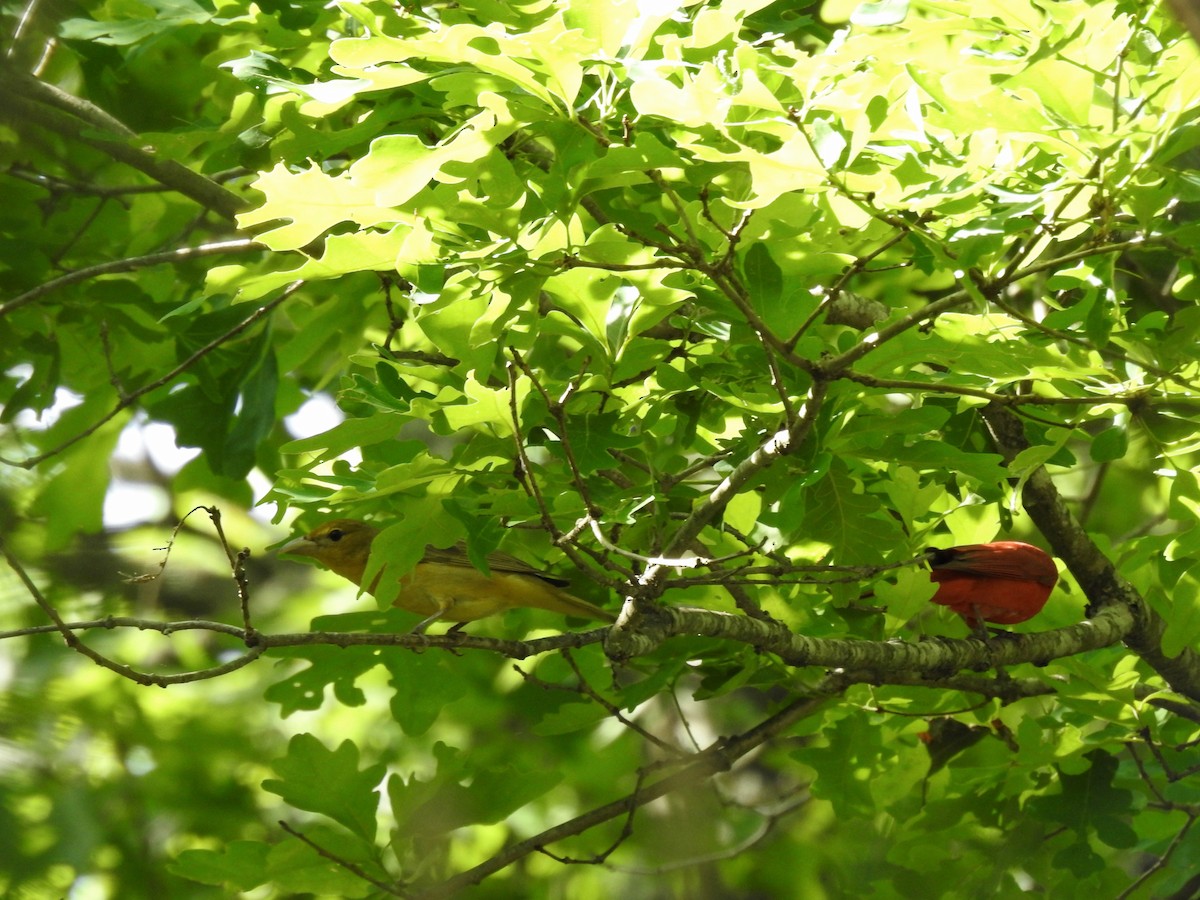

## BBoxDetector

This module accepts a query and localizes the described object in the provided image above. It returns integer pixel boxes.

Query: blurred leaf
[1090,426,1128,463]
[169,841,269,891]
[381,652,469,737]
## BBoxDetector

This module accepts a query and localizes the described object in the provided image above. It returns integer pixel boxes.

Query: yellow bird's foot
[408,608,466,637]
[408,611,442,634]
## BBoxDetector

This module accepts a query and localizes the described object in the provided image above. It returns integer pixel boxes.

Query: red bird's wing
[927,542,1058,588]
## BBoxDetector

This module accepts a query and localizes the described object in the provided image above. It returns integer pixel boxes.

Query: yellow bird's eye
[328,529,344,541]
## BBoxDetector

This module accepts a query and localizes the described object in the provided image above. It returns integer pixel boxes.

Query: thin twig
[611,791,809,875]
[561,648,685,755]
[0,616,249,641]
[0,538,264,685]
[278,822,404,896]
[6,166,179,196]
[0,281,302,469]
[509,347,602,519]
[411,683,841,898]
[1114,810,1197,900]
[191,505,258,641]
[0,238,262,317]
[537,768,647,865]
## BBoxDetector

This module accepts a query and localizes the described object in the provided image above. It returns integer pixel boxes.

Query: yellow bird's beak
[278,535,318,558]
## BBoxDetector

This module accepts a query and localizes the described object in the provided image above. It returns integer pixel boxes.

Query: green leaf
[1160,571,1200,658]
[744,242,782,311]
[169,841,269,890]
[264,646,381,715]
[236,163,402,251]
[1027,751,1135,844]
[263,734,385,842]
[281,414,408,456]
[792,715,890,817]
[1090,426,1128,463]
[31,412,122,548]
[388,743,563,841]
[533,701,610,735]
[60,0,215,45]
[268,827,378,897]
[224,347,278,476]
[875,565,937,624]
[381,652,469,736]
[803,458,906,565]
[881,465,942,530]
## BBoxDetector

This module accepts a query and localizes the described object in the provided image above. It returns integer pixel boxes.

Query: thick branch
[2,70,245,220]
[605,604,1130,674]
[0,605,1118,690]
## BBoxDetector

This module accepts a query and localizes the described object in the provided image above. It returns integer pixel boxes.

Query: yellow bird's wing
[419,542,572,587]
[413,541,614,624]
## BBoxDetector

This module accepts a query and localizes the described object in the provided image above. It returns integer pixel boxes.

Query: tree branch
[411,681,841,899]
[981,402,1200,700]
[0,539,264,686]
[0,282,302,468]
[0,238,263,317]
[0,603,1122,690]
[2,66,246,220]
[606,603,1130,673]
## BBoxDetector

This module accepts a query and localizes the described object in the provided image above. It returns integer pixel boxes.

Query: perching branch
[0,604,1124,688]
[606,602,1130,674]
[0,538,265,686]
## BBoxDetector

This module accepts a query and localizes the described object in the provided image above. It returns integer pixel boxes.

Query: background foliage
[3,0,1200,896]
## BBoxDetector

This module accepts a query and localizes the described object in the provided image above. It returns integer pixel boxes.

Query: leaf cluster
[3,0,1200,897]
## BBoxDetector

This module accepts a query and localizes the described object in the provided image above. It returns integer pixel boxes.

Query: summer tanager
[280,519,615,632]
[926,541,1058,626]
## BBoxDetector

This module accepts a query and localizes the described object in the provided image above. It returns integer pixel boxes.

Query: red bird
[926,542,1058,626]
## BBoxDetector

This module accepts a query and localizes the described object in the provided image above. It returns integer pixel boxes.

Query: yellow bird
[280,519,615,632]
